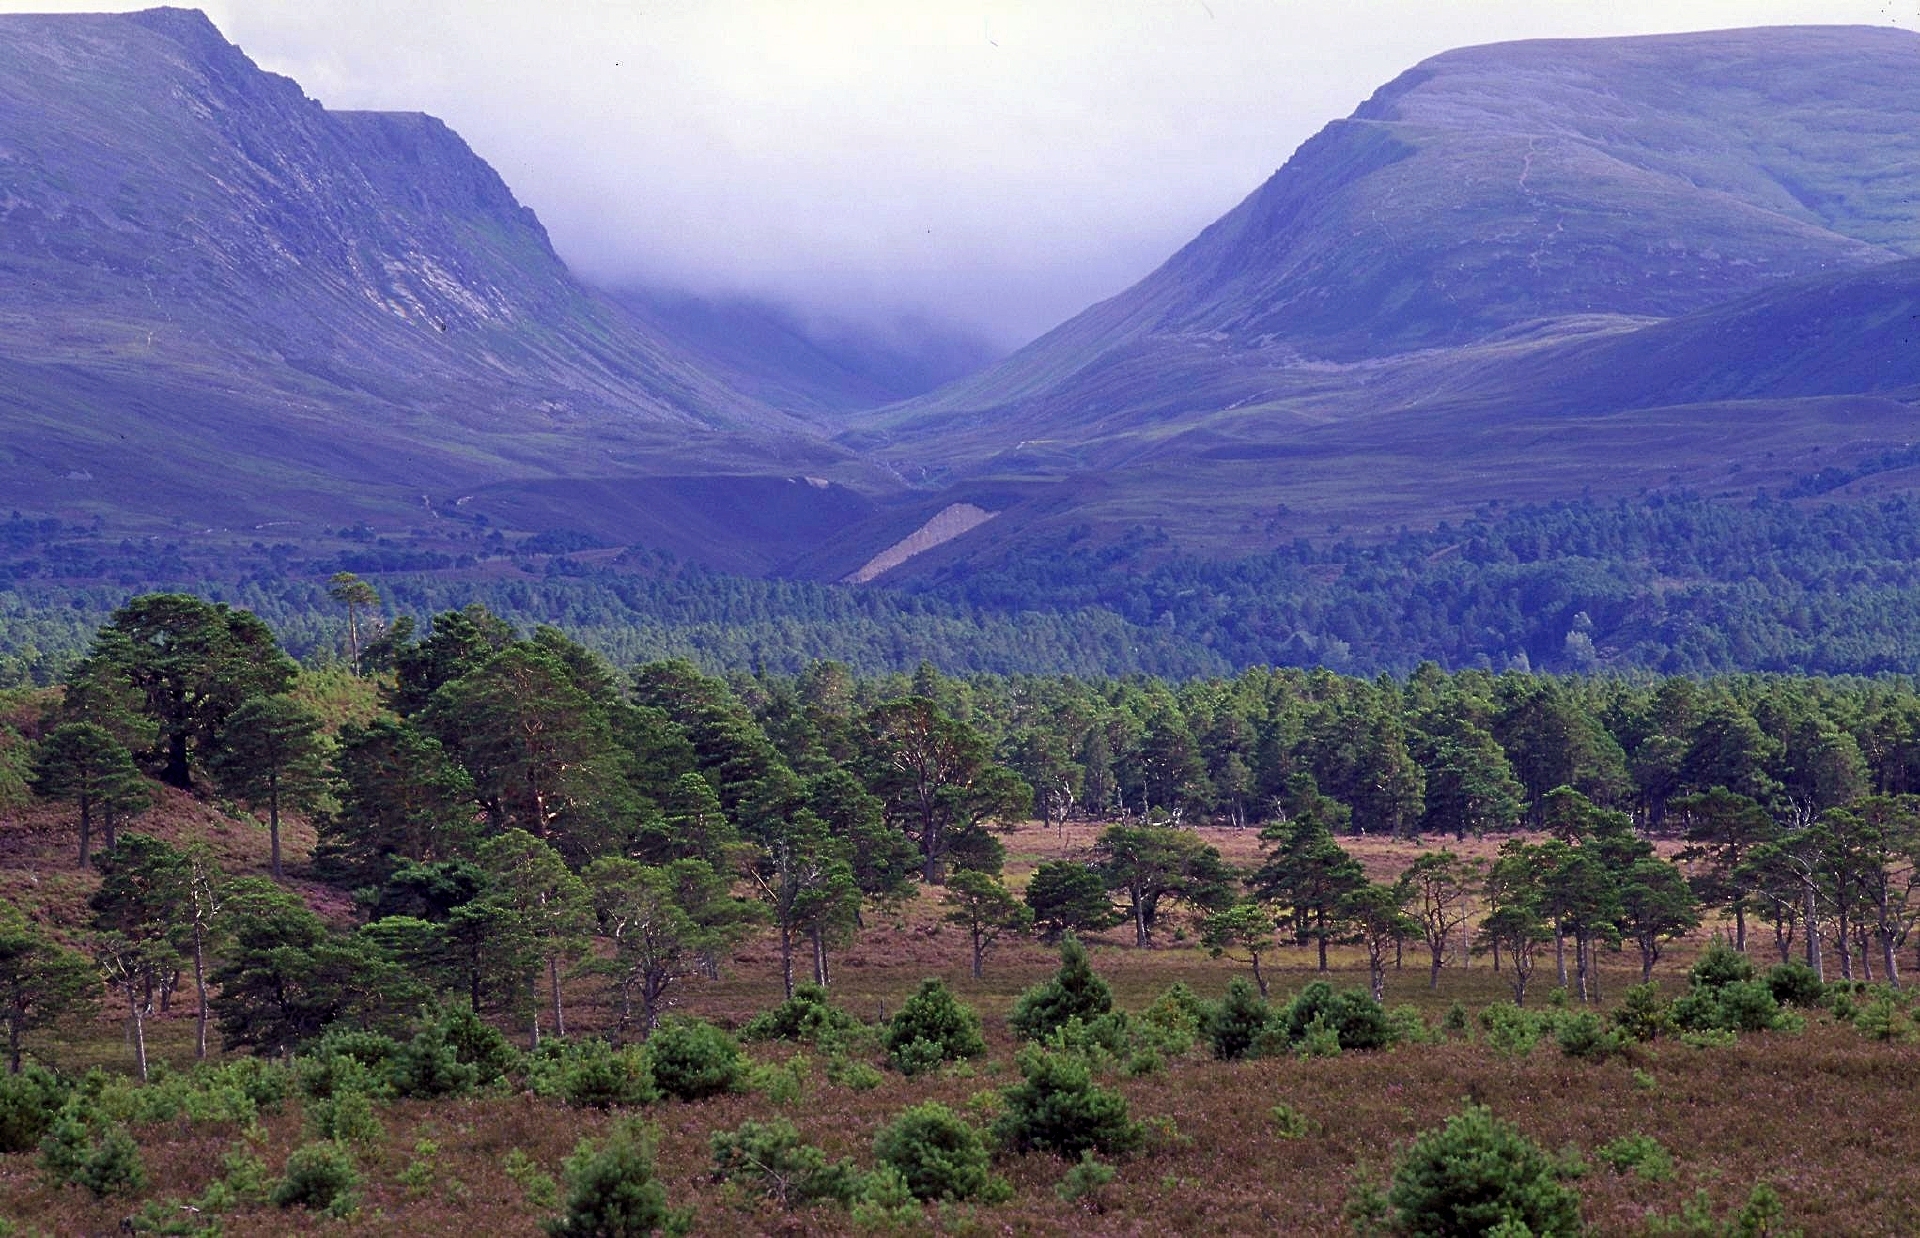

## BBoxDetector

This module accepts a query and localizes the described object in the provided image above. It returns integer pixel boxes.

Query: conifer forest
[5,591,1920,1233]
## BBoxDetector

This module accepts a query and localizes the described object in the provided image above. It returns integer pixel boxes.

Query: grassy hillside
[847,27,1920,562]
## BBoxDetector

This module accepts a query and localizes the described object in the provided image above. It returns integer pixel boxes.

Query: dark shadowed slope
[0,7,885,546]
[612,288,1005,421]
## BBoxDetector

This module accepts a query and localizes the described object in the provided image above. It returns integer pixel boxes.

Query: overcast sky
[8,1,1917,345]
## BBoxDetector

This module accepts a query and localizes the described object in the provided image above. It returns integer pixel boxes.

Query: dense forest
[7,594,1920,1229]
[7,491,1920,686]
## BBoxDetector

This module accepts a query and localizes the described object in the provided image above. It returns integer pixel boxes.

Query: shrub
[198,1145,272,1212]
[709,1117,863,1208]
[1138,981,1206,1055]
[1554,1010,1625,1061]
[1281,981,1394,1051]
[1385,1103,1582,1237]
[293,1044,390,1103]
[1009,934,1113,1042]
[874,1102,1005,1203]
[849,1164,921,1228]
[1388,1005,1433,1046]
[1766,961,1825,1008]
[1673,979,1790,1035]
[1041,1011,1134,1064]
[646,1017,743,1102]
[1716,980,1789,1032]
[503,1147,560,1211]
[308,1027,402,1073]
[1055,1150,1117,1209]
[437,1003,521,1085]
[1595,1132,1676,1182]
[546,1121,689,1236]
[1689,939,1757,990]
[1270,1103,1313,1139]
[885,979,986,1075]
[1612,983,1673,1042]
[1206,976,1274,1061]
[824,1053,884,1091]
[1854,994,1910,1042]
[1441,1001,1472,1039]
[741,983,863,1046]
[556,1039,658,1109]
[1478,1002,1549,1056]
[304,1087,383,1146]
[993,1048,1144,1158]
[39,1099,147,1199]
[389,1019,481,1099]
[0,1065,68,1154]
[1295,1013,1343,1059]
[272,1141,359,1214]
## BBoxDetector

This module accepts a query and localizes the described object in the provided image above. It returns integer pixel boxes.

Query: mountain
[0,7,887,562]
[613,288,1003,421]
[849,26,1920,568]
[6,15,1920,589]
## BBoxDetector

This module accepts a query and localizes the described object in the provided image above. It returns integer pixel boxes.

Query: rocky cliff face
[0,7,876,542]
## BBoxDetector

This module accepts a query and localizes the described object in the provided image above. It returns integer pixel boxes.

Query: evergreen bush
[873,1102,1004,1203]
[546,1121,689,1236]
[271,1140,358,1215]
[993,1048,1143,1158]
[646,1017,743,1102]
[0,1065,68,1154]
[1385,1104,1582,1236]
[1281,981,1394,1051]
[558,1039,658,1109]
[1205,976,1274,1061]
[39,1099,146,1199]
[389,1019,480,1099]
[1008,934,1113,1042]
[885,979,986,1075]
[741,983,862,1046]
[1611,983,1673,1042]
[708,1117,863,1208]
[1766,961,1825,1008]
[1688,939,1756,990]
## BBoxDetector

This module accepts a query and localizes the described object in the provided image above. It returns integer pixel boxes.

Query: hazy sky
[8,1,1918,345]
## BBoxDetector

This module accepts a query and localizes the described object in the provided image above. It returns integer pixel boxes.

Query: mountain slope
[840,26,1920,567]
[0,7,882,549]
[613,287,1004,421]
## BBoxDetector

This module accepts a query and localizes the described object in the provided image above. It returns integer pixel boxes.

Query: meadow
[4,809,1915,1236]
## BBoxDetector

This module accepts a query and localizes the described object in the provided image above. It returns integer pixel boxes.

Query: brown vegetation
[6,813,1920,1234]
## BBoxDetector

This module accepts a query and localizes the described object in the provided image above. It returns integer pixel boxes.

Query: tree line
[10,491,1920,686]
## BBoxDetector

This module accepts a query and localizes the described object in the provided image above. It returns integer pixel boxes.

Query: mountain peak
[0,6,882,549]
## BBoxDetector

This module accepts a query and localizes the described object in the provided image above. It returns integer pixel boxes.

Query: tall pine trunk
[268,770,282,881]
[127,982,148,1083]
[193,924,209,1060]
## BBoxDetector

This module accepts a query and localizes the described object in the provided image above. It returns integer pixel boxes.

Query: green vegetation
[8,593,1920,1232]
[14,493,1920,685]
